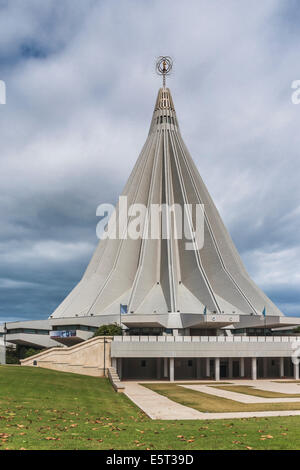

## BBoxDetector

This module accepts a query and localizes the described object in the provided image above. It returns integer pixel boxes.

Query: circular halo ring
[156,56,173,76]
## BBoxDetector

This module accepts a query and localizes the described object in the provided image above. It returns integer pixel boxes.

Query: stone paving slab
[180,384,300,404]
[122,380,300,420]
[230,380,300,395]
[195,410,300,420]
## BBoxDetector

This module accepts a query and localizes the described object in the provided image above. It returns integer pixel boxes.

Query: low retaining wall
[20,336,113,377]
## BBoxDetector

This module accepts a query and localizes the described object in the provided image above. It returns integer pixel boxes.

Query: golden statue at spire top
[156,56,173,88]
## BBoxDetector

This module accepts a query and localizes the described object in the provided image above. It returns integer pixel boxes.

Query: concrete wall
[20,336,113,377]
[112,335,300,359]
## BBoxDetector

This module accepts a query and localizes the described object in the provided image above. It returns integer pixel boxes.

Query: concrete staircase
[108,367,125,393]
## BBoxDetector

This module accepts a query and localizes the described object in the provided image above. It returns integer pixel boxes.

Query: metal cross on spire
[156,56,173,88]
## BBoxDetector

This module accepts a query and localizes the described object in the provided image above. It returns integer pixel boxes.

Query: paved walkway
[236,379,300,395]
[122,380,300,420]
[181,383,300,403]
[124,382,204,419]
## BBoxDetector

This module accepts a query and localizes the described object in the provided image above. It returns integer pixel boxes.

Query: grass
[212,385,300,399]
[0,366,300,450]
[144,383,300,413]
[179,382,230,385]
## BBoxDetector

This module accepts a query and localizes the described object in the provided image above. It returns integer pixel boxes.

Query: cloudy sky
[0,0,299,322]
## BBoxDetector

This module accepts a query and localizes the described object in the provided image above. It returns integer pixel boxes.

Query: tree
[93,324,122,337]
[5,345,43,364]
[24,348,44,358]
[6,345,19,364]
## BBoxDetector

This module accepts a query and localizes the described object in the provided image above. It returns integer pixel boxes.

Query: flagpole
[263,307,266,337]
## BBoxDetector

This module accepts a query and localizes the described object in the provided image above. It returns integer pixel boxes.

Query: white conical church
[2,59,300,381]
[51,83,282,323]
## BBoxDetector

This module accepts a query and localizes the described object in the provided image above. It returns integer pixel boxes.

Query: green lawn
[0,366,300,450]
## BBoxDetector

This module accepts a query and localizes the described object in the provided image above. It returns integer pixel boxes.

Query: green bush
[93,323,122,337]
[24,348,43,358]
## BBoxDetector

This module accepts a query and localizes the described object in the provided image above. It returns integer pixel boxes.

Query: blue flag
[120,304,128,315]
[203,306,207,315]
[262,307,266,317]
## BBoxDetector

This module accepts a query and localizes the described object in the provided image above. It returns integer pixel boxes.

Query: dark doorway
[220,361,227,378]
[122,358,157,379]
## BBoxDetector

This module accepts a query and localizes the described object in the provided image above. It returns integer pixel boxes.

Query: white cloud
[0,240,94,264]
[0,278,38,289]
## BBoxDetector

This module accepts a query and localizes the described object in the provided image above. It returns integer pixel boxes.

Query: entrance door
[220,361,227,378]
[233,360,240,378]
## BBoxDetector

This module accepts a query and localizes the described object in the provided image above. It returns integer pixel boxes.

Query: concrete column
[251,357,257,380]
[206,358,210,377]
[240,357,245,378]
[294,362,299,380]
[173,329,179,336]
[112,358,117,369]
[228,358,233,379]
[156,358,161,379]
[280,357,284,378]
[263,357,268,378]
[163,358,168,378]
[196,358,201,379]
[169,358,175,382]
[214,358,220,381]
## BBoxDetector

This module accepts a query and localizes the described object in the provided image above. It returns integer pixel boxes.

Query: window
[53,325,78,331]
[127,327,163,336]
[141,360,147,367]
[164,328,173,335]
[8,328,49,335]
[188,360,193,367]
